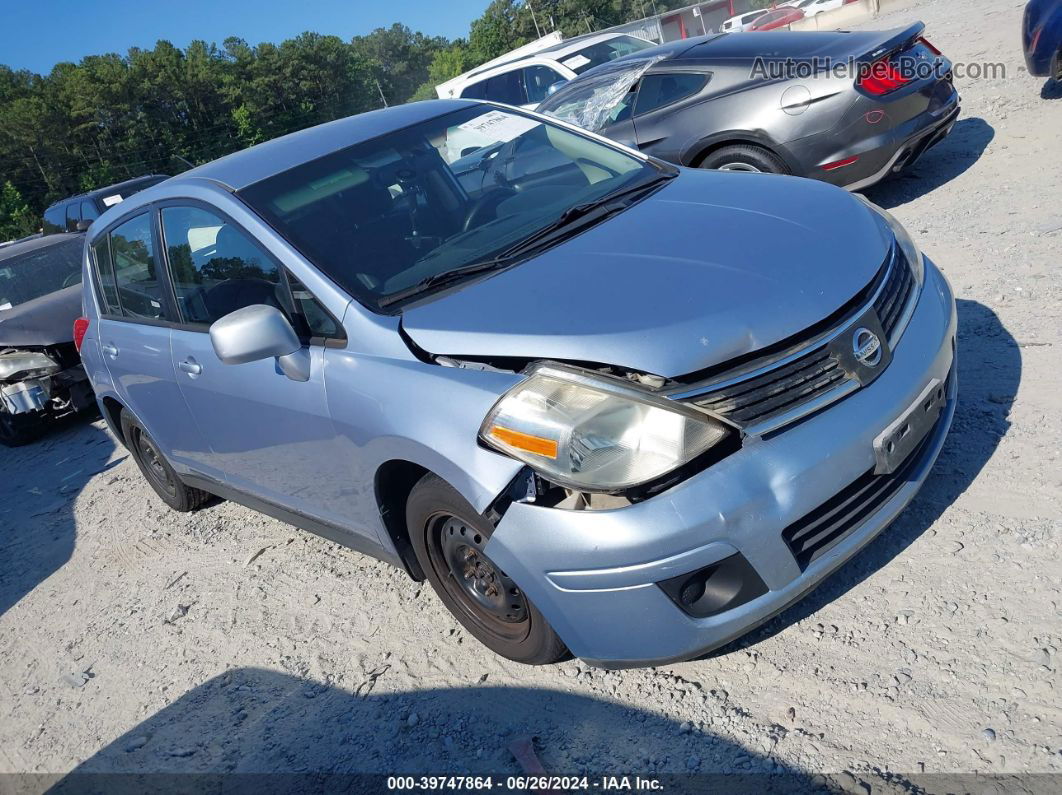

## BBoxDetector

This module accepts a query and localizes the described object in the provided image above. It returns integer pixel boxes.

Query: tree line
[0,0,709,240]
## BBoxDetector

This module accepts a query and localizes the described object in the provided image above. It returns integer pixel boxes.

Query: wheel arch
[374,459,431,581]
[100,395,128,446]
[683,130,801,173]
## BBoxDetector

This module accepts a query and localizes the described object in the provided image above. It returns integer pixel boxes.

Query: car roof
[463,32,643,81]
[172,99,472,192]
[45,175,170,209]
[561,36,717,82]
[0,232,82,262]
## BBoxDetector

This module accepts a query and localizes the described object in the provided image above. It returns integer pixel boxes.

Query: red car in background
[749,6,806,31]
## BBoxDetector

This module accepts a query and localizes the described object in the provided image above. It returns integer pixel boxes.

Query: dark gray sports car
[537,23,960,191]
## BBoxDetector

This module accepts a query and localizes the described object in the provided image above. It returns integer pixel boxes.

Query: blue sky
[0,0,489,74]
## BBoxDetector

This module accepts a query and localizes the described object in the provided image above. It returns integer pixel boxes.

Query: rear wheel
[407,473,569,665]
[121,409,210,512]
[698,144,790,175]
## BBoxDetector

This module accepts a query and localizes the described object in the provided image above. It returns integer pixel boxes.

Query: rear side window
[42,205,67,235]
[160,205,289,326]
[91,236,119,313]
[635,72,709,116]
[94,213,170,320]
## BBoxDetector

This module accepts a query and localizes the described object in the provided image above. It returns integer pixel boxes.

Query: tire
[120,409,210,512]
[698,144,790,175]
[0,410,45,447]
[407,473,569,665]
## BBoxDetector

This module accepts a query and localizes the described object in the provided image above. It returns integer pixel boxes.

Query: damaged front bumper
[484,259,957,667]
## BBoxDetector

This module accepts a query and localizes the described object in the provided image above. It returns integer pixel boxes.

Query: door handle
[178,359,202,376]
[101,343,118,358]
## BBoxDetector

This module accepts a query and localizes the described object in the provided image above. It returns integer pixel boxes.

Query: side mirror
[209,304,309,382]
[546,79,569,97]
[75,219,93,232]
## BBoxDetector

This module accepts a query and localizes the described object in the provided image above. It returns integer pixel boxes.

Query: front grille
[680,247,918,431]
[874,252,915,339]
[690,346,846,426]
[782,409,942,571]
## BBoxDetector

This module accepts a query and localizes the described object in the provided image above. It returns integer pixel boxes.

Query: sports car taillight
[857,56,913,96]
[73,317,90,353]
[919,36,942,56]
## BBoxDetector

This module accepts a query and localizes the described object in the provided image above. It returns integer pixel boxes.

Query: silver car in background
[77,100,956,667]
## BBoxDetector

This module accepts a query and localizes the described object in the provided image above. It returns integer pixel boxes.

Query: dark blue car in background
[1023,0,1062,79]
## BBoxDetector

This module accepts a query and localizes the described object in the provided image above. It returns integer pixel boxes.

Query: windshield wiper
[496,172,674,260]
[378,172,675,309]
[377,257,517,307]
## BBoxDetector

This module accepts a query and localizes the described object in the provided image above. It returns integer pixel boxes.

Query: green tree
[0,181,38,240]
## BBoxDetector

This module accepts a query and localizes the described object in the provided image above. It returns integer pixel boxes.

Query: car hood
[0,284,80,347]
[401,171,892,378]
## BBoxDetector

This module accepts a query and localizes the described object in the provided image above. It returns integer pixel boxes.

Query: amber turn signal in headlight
[481,364,728,492]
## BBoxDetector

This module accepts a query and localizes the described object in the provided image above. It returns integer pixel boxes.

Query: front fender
[324,352,526,521]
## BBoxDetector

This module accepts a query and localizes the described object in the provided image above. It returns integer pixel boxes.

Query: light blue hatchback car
[76,100,956,667]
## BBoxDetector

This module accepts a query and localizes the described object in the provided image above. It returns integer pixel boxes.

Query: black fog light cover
[657,554,768,619]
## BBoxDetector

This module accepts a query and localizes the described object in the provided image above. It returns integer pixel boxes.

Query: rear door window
[80,201,100,224]
[467,69,526,106]
[96,213,170,320]
[523,64,565,104]
[65,203,81,232]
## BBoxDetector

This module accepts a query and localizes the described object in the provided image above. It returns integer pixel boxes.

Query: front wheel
[407,473,569,665]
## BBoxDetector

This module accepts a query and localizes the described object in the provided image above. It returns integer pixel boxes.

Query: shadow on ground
[45,672,840,793]
[714,299,1020,653]
[0,414,120,616]
[1041,78,1062,99]
[863,117,995,208]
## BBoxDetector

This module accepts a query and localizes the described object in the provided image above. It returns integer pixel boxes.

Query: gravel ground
[1,0,1060,788]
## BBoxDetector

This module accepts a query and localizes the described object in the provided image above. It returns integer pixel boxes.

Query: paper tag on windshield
[101,194,123,207]
[562,54,591,70]
[455,110,539,142]
[0,302,11,311]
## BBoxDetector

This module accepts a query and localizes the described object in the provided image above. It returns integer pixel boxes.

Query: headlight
[857,196,925,287]
[480,364,729,492]
[0,350,60,382]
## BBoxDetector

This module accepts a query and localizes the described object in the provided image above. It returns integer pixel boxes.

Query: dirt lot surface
[2,0,1060,788]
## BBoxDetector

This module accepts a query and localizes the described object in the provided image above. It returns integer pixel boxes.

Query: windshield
[538,59,660,131]
[239,105,658,311]
[0,237,83,310]
[560,35,655,75]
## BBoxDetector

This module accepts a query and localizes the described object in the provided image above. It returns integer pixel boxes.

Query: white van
[436,33,656,109]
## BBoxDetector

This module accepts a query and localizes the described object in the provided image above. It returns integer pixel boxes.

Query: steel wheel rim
[137,430,176,497]
[717,162,762,173]
[427,512,530,642]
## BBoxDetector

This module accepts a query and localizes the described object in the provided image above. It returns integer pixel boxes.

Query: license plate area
[873,378,946,475]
